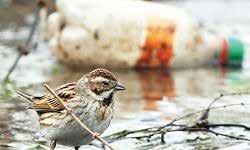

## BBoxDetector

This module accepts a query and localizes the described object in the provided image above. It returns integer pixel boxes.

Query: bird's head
[77,68,125,106]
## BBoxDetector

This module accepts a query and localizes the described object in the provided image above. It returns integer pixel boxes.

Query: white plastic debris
[43,0,244,68]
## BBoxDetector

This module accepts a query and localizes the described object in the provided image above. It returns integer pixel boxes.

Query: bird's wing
[17,82,77,113]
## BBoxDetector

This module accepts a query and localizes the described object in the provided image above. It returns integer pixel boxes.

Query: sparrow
[16,68,125,150]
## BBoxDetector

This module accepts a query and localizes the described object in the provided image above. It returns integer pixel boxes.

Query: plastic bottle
[44,0,244,68]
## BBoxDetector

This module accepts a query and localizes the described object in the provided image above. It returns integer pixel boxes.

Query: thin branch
[205,129,250,141]
[208,93,224,109]
[44,84,114,150]
[3,1,44,82]
[104,102,250,141]
[126,126,250,142]
[159,102,249,130]
[174,127,250,141]
[196,93,224,125]
[207,123,250,130]
[207,92,250,110]
[194,92,248,127]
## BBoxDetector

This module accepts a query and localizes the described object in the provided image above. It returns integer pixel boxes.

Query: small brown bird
[16,68,125,150]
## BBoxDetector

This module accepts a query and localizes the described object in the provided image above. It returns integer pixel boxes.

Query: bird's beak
[115,82,126,91]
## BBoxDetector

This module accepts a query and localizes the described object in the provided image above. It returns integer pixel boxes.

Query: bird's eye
[102,81,109,86]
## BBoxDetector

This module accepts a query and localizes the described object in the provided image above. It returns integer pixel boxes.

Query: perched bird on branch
[16,68,125,150]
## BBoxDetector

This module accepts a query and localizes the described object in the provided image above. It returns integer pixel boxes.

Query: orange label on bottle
[137,17,176,68]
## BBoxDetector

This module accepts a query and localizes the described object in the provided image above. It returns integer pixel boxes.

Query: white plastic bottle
[44,0,244,68]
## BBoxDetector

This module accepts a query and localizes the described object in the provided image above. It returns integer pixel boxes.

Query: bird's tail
[15,91,35,103]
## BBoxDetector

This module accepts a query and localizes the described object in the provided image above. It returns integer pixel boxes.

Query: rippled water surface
[1,1,250,149]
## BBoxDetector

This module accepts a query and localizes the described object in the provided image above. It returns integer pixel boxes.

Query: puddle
[1,1,250,149]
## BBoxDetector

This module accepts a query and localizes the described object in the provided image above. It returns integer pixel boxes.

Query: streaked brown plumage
[17,82,77,112]
[16,68,125,150]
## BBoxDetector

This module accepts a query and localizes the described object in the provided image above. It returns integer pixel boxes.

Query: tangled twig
[158,102,248,130]
[196,92,250,127]
[126,126,250,142]
[44,84,114,150]
[104,93,250,144]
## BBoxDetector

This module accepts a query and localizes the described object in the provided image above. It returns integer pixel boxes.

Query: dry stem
[104,101,250,142]
[3,1,45,82]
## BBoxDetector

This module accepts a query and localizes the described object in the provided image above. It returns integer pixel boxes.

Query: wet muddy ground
[1,0,250,149]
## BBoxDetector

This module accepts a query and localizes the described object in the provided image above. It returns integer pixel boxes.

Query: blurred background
[1,0,250,149]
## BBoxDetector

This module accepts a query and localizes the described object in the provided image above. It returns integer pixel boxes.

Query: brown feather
[87,68,117,81]
[27,82,77,113]
[99,106,106,121]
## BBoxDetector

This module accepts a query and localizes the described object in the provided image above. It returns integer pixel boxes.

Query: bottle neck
[216,36,244,66]
[198,30,244,67]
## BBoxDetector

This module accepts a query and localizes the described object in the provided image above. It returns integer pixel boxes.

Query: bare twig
[159,92,250,130]
[204,128,250,141]
[171,127,250,141]
[3,1,45,82]
[207,123,250,130]
[196,93,224,126]
[44,84,114,150]
[102,93,250,146]
[197,92,250,129]
[104,102,250,142]
[124,126,250,142]
[158,102,249,131]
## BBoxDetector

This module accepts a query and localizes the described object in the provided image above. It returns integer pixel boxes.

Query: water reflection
[137,70,175,110]
[1,53,250,149]
[49,67,250,114]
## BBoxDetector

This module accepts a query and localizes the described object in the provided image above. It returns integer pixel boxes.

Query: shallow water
[1,1,250,150]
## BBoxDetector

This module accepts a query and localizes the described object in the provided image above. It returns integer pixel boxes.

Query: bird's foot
[50,140,56,150]
[75,146,80,150]
[92,132,100,139]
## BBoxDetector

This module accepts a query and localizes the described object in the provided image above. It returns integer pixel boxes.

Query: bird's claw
[92,132,100,139]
